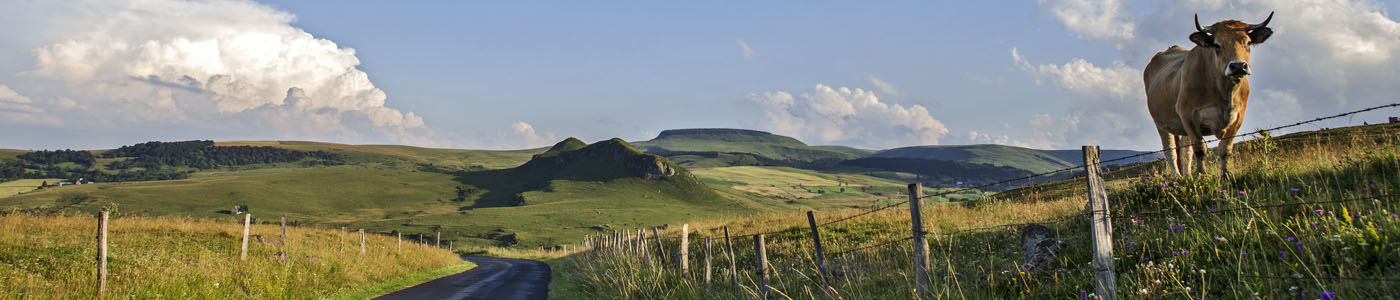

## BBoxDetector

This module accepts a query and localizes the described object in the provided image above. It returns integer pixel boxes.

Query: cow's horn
[1194,14,1208,33]
[1249,11,1274,30]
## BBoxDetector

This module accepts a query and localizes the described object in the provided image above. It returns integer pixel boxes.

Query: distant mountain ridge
[872,144,1156,174]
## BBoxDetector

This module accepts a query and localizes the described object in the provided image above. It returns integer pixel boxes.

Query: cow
[1144,12,1274,178]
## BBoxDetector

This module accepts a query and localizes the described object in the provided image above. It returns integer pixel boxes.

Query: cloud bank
[747,84,949,149]
[2,0,437,147]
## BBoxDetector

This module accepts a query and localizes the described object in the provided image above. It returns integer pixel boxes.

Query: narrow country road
[375,256,551,300]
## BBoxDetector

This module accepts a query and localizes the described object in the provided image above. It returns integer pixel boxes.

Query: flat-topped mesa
[652,128,807,146]
[518,137,681,180]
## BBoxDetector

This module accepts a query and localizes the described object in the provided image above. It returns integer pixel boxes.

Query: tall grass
[558,123,1400,299]
[0,213,464,299]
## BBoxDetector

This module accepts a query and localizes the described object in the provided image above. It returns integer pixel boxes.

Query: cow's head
[1189,12,1273,79]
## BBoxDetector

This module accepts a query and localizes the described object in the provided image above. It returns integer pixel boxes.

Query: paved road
[376,256,550,300]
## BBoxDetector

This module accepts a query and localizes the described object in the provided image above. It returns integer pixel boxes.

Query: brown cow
[1145,12,1274,178]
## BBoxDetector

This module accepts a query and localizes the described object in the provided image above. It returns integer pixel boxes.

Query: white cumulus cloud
[1040,0,1136,46]
[1011,48,1154,149]
[746,84,949,148]
[6,0,435,146]
[495,121,558,150]
[865,75,904,98]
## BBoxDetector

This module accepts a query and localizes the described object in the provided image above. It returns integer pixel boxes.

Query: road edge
[324,259,477,300]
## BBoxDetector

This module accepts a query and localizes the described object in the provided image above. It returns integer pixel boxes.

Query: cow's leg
[1175,135,1193,175]
[1158,130,1179,175]
[1216,127,1241,180]
[1189,134,1207,176]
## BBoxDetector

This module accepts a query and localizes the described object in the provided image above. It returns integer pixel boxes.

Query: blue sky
[1,1,1398,150]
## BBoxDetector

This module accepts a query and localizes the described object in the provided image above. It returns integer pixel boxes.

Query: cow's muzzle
[1225,61,1250,77]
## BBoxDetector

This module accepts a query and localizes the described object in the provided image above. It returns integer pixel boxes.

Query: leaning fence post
[96,210,108,299]
[909,183,931,297]
[241,214,251,261]
[705,235,714,291]
[680,224,690,277]
[724,226,738,295]
[755,234,769,299]
[1083,145,1117,300]
[651,227,666,271]
[807,211,833,299]
[359,228,366,255]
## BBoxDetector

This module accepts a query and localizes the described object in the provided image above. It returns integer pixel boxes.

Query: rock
[1020,224,1062,273]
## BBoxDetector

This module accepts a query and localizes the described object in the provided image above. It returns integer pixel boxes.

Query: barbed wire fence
[573,103,1400,299]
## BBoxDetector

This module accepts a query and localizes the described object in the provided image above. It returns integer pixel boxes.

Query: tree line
[0,140,342,183]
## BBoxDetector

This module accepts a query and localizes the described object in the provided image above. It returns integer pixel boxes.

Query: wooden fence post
[96,210,108,299]
[680,224,690,277]
[807,211,832,299]
[724,226,738,295]
[705,236,713,291]
[241,214,251,261]
[436,231,441,249]
[397,232,402,252]
[339,226,345,252]
[279,214,287,259]
[909,183,931,297]
[640,230,652,267]
[359,228,366,255]
[450,241,453,252]
[755,234,768,300]
[651,227,665,271]
[1083,145,1117,299]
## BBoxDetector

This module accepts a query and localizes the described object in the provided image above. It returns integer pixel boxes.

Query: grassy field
[556,122,1400,299]
[217,140,541,170]
[0,213,466,299]
[0,179,63,197]
[691,166,984,208]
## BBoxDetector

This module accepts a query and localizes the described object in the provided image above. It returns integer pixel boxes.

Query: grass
[0,213,464,299]
[556,122,1400,299]
[0,179,63,197]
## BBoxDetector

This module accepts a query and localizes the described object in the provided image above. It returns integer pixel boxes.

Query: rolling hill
[870,144,1156,174]
[631,129,861,168]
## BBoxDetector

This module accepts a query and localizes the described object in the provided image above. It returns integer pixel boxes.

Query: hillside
[871,144,1154,174]
[558,122,1400,299]
[0,138,763,249]
[631,128,859,168]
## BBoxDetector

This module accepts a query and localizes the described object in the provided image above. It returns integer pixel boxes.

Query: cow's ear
[1189,32,1217,48]
[1248,27,1273,45]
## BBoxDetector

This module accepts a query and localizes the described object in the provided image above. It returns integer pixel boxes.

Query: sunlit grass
[0,213,464,299]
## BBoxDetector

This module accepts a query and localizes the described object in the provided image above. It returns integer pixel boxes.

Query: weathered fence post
[339,226,345,252]
[450,241,454,252]
[755,234,769,299]
[680,224,690,277]
[1083,145,1117,299]
[724,226,738,295]
[705,236,713,291]
[436,231,441,249]
[397,232,402,252]
[807,211,832,299]
[359,228,366,255]
[909,183,931,297]
[651,227,665,270]
[96,210,108,299]
[241,214,251,261]
[279,214,287,259]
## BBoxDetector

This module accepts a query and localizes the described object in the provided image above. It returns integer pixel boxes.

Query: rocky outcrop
[516,137,682,180]
[1020,223,1063,273]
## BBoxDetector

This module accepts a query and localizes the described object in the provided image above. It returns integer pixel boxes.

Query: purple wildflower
[1290,188,1299,193]
[1292,273,1302,278]
[1296,241,1304,251]
[1287,236,1295,242]
[1239,190,1247,195]
[1160,183,1168,188]
[1241,251,1248,256]
[1315,209,1325,214]
[1080,290,1087,299]
[1391,213,1399,219]
[1322,291,1336,300]
[1215,236,1227,242]
[1220,189,1228,195]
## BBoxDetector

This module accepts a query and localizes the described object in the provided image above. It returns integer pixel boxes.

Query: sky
[1,0,1398,151]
